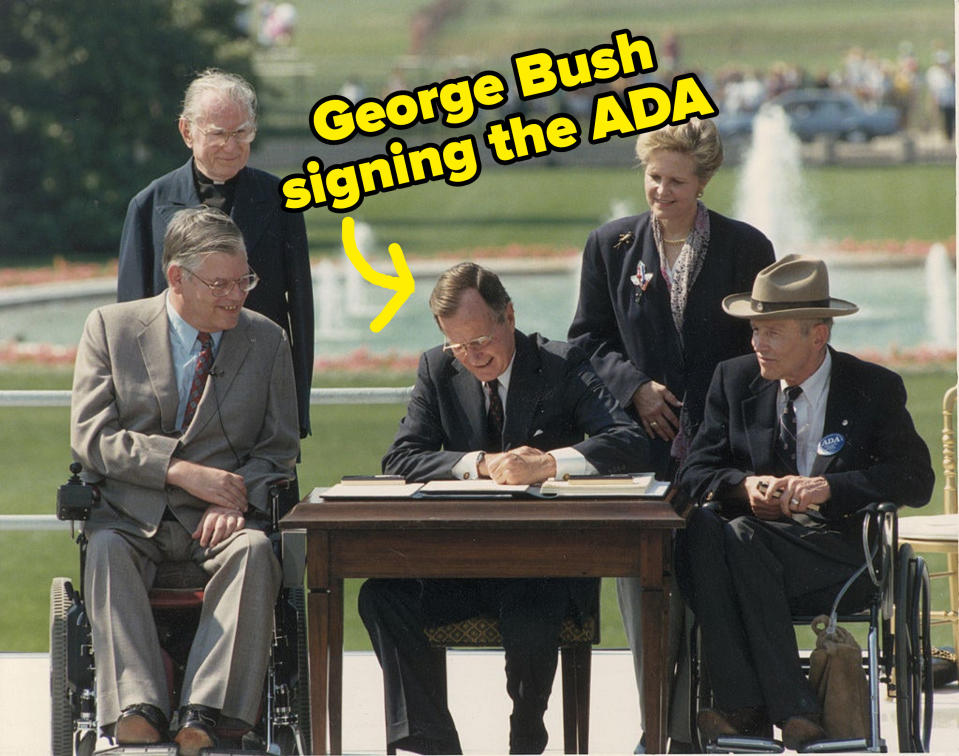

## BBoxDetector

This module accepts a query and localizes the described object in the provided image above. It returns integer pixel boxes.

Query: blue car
[717,88,901,144]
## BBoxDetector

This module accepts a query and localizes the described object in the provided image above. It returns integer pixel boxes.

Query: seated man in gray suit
[676,255,934,749]
[71,206,300,755]
[359,262,649,754]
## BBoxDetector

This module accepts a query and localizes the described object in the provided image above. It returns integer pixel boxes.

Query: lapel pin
[817,433,845,456]
[630,260,654,304]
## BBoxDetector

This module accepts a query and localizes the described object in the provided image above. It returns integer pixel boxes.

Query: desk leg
[308,587,330,754]
[329,578,344,755]
[640,531,669,754]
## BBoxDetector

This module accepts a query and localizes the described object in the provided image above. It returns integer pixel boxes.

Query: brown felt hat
[722,254,859,320]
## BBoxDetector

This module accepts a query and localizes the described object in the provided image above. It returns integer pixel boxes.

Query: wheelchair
[688,502,933,754]
[49,464,312,756]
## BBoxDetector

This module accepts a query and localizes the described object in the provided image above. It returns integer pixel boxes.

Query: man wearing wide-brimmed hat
[675,254,934,749]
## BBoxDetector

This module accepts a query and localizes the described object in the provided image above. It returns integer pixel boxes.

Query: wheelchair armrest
[56,463,99,521]
[268,476,300,530]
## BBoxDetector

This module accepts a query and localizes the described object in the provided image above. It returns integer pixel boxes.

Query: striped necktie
[183,332,213,428]
[777,385,803,473]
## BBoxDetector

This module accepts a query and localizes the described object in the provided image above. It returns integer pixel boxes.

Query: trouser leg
[619,575,693,745]
[358,579,463,754]
[680,508,765,715]
[491,578,568,755]
[723,516,872,724]
[179,528,282,725]
[84,528,167,728]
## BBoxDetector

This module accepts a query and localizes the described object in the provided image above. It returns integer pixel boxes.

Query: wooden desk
[281,490,684,754]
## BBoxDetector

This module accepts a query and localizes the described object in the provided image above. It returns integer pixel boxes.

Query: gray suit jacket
[70,293,300,537]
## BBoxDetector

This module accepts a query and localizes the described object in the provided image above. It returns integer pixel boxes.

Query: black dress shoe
[174,704,219,756]
[115,703,168,744]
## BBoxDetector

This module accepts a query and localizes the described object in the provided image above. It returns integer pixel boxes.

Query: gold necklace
[663,236,687,244]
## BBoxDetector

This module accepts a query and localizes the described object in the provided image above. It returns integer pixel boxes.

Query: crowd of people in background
[333,38,956,144]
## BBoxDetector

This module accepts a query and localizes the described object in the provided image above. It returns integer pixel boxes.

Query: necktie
[183,332,213,428]
[777,385,803,473]
[486,378,504,452]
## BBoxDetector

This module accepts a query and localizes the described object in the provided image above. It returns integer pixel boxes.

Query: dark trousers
[358,577,572,754]
[678,508,874,725]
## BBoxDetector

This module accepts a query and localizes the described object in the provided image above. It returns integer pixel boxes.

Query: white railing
[0,386,413,531]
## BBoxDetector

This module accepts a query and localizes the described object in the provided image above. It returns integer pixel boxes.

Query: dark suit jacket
[117,159,314,436]
[70,294,300,538]
[568,210,774,473]
[382,330,649,619]
[678,349,934,538]
[382,330,648,482]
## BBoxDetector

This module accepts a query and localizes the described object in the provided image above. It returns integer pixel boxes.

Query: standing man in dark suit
[360,262,649,754]
[676,255,934,750]
[118,68,314,437]
[73,207,300,754]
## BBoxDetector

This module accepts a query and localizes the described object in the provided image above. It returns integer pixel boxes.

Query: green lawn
[2,366,955,652]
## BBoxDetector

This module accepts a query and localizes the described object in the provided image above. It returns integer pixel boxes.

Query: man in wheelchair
[69,206,300,753]
[674,255,934,750]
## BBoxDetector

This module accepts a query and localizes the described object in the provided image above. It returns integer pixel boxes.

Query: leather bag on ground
[808,614,870,739]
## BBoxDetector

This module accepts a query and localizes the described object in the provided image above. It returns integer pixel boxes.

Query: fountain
[925,242,957,350]
[733,104,813,253]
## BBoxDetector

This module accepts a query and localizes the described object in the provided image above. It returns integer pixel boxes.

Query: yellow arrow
[341,216,415,333]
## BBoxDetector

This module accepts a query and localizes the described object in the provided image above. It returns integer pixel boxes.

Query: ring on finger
[790,497,800,507]
[649,420,658,428]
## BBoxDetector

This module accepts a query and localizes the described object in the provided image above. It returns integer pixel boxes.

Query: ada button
[817,433,845,456]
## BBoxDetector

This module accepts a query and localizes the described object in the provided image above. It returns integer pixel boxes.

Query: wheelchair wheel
[688,623,714,753]
[894,544,933,752]
[291,586,312,754]
[50,577,76,756]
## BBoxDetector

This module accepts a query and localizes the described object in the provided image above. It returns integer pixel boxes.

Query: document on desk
[417,479,531,496]
[537,473,670,498]
[322,479,424,498]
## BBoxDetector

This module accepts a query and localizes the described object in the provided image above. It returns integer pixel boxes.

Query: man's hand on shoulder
[166,459,248,512]
[744,474,831,520]
[483,445,557,485]
[192,505,246,548]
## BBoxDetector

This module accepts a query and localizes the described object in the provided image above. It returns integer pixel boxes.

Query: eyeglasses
[186,268,260,297]
[190,121,257,148]
[442,334,495,356]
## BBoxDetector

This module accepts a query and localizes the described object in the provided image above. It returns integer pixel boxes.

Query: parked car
[716,88,901,145]
[767,89,900,142]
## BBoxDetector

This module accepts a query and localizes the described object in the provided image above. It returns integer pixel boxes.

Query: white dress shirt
[451,352,596,480]
[778,349,831,477]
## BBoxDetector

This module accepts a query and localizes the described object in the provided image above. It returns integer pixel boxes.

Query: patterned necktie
[183,332,213,428]
[778,385,803,473]
[486,378,504,453]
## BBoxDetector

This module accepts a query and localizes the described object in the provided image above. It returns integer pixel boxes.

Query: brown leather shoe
[697,709,738,741]
[698,707,772,741]
[174,705,219,756]
[115,703,167,744]
[781,715,827,750]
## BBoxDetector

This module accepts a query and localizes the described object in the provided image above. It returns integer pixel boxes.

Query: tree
[0,0,256,260]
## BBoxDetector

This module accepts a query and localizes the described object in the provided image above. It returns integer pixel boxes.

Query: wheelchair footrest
[709,735,784,753]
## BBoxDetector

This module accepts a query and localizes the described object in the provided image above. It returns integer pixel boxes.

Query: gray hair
[429,262,511,321]
[163,206,246,277]
[180,68,257,125]
[635,117,724,182]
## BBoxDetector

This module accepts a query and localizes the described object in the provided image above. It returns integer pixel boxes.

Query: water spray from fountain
[924,242,957,349]
[733,105,814,254]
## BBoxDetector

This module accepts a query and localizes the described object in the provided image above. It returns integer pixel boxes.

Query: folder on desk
[321,478,424,498]
[537,473,670,498]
